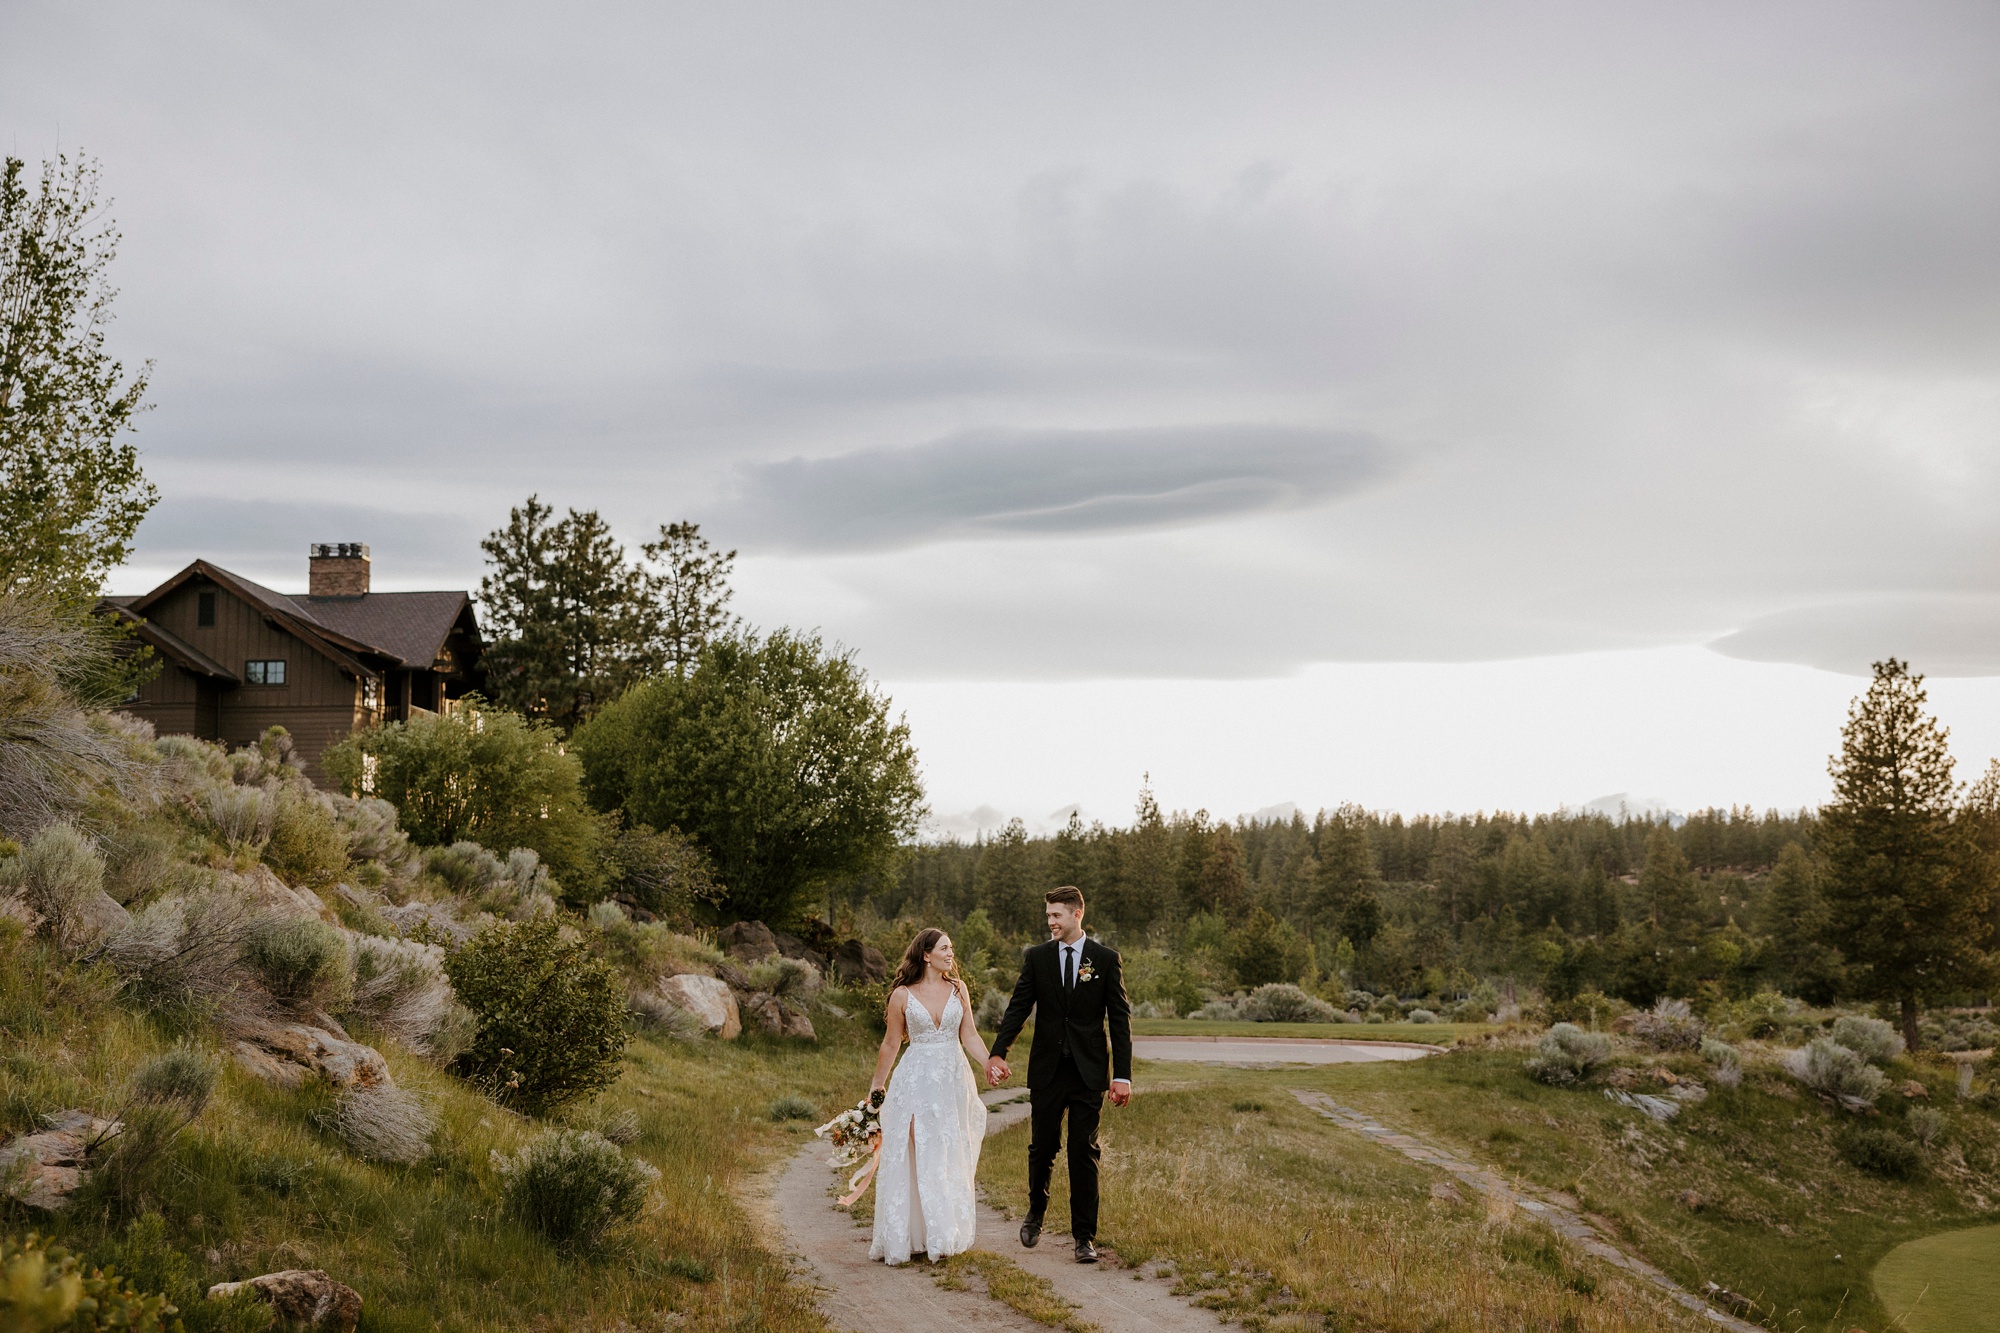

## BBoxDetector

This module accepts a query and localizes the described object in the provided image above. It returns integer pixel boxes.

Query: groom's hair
[1045,885,1085,910]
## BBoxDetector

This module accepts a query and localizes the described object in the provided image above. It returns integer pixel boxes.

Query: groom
[985,885,1132,1264]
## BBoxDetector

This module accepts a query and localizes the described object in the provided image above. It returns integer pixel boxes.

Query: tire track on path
[1289,1089,1762,1333]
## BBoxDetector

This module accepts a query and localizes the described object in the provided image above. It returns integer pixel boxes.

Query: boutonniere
[1076,960,1096,984]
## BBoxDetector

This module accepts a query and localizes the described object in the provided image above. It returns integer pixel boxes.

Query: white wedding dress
[869,988,989,1264]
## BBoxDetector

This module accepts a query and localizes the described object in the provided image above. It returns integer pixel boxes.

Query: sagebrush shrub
[345,933,460,1055]
[3,822,107,952]
[1191,995,1247,1021]
[586,900,627,930]
[445,913,628,1112]
[1838,1125,1923,1178]
[1904,1106,1947,1147]
[1525,1023,1612,1086]
[331,794,411,865]
[1626,999,1705,1052]
[334,1085,437,1164]
[204,786,273,852]
[769,1095,819,1121]
[243,916,351,1006]
[262,787,349,889]
[1831,1015,1904,1066]
[106,890,258,1012]
[1699,1037,1739,1066]
[1785,1038,1885,1107]
[1244,983,1340,1023]
[494,1129,659,1249]
[131,1044,216,1116]
[745,956,818,1000]
[1407,1008,1439,1024]
[628,989,709,1040]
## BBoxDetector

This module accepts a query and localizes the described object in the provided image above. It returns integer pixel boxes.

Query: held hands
[984,1057,1010,1086]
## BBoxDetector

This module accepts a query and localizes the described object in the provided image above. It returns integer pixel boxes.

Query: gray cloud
[125,496,482,593]
[1710,596,2000,679]
[720,425,1392,552]
[4,2,1998,681]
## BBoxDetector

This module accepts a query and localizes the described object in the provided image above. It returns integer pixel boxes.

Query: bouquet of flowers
[815,1090,884,1206]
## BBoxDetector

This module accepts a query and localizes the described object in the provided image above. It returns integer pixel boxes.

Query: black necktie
[1064,945,1074,992]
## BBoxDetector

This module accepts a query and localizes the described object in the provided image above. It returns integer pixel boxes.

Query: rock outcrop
[231,1019,392,1091]
[0,1110,123,1210]
[208,1270,362,1332]
[829,937,889,984]
[655,974,741,1039]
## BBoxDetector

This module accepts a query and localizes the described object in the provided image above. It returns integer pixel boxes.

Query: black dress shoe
[1020,1215,1042,1248]
[1074,1239,1098,1264]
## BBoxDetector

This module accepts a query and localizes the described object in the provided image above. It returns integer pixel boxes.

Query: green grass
[976,1058,1706,1332]
[1872,1224,2000,1332]
[1130,1018,1479,1043]
[931,1250,1098,1331]
[1309,1045,2000,1332]
[1,935,880,1332]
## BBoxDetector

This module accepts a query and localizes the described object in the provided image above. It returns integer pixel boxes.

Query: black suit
[990,936,1132,1243]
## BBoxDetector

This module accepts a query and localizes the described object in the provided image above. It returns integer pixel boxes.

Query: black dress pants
[1027,1054,1104,1241]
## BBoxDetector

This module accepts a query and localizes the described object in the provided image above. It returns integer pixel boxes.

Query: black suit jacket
[990,937,1133,1092]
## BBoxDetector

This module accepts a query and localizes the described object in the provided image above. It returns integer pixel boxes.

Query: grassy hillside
[1324,1042,2000,1332]
[2,931,878,1331]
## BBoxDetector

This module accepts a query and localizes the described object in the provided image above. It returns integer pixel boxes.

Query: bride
[866,927,992,1265]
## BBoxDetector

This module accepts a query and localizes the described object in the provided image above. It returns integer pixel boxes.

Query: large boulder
[231,1020,392,1091]
[0,1110,122,1211]
[656,974,741,1039]
[830,938,889,984]
[208,1270,361,1332]
[225,864,341,926]
[719,920,778,961]
[741,993,816,1041]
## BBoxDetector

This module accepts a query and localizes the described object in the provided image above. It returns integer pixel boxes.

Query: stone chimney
[308,543,371,597]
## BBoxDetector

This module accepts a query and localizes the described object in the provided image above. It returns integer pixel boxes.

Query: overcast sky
[9,3,2000,827]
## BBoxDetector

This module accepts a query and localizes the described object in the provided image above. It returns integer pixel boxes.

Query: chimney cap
[310,543,370,559]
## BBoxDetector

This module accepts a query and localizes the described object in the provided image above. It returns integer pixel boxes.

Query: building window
[245,659,287,685]
[197,591,216,626]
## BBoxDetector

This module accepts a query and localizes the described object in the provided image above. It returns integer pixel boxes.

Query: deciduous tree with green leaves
[572,629,926,924]
[323,700,601,892]
[1,153,155,604]
[1821,659,1995,1050]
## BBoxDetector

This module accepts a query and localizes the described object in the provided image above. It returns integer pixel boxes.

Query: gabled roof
[302,591,475,668]
[121,560,478,678]
[98,600,237,681]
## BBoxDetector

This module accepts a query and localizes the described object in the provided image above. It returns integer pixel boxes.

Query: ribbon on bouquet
[836,1131,883,1207]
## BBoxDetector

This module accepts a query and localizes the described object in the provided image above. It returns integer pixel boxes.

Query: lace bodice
[905,988,960,1044]
[869,985,987,1264]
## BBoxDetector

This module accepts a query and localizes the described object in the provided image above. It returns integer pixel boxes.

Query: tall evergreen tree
[640,521,739,674]
[974,818,1041,938]
[1821,659,1995,1049]
[1760,842,1842,1005]
[1197,825,1251,921]
[1312,805,1382,945]
[479,497,654,732]
[1639,825,1700,937]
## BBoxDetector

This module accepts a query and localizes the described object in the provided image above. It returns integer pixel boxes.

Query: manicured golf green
[1873,1224,2000,1332]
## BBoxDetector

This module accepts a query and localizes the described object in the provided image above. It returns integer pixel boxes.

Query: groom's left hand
[1109,1079,1131,1107]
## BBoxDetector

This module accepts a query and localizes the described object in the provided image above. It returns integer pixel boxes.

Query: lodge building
[102,544,485,779]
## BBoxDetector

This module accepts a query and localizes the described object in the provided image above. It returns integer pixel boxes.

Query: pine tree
[1821,659,1994,1049]
[1312,805,1382,945]
[1760,842,1843,1004]
[1639,825,1700,938]
[640,521,738,674]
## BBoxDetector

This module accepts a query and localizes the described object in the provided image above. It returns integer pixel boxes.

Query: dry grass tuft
[931,1251,1098,1331]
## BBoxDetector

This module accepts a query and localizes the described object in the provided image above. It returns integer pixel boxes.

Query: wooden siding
[124,577,379,780]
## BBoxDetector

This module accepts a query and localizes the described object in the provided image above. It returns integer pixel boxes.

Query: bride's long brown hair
[893,927,960,990]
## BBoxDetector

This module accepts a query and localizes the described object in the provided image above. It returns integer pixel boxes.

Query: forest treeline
[849,785,1982,1025]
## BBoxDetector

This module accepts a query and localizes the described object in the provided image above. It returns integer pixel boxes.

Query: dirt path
[1289,1090,1762,1333]
[759,1088,1230,1333]
[1131,1034,1439,1065]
